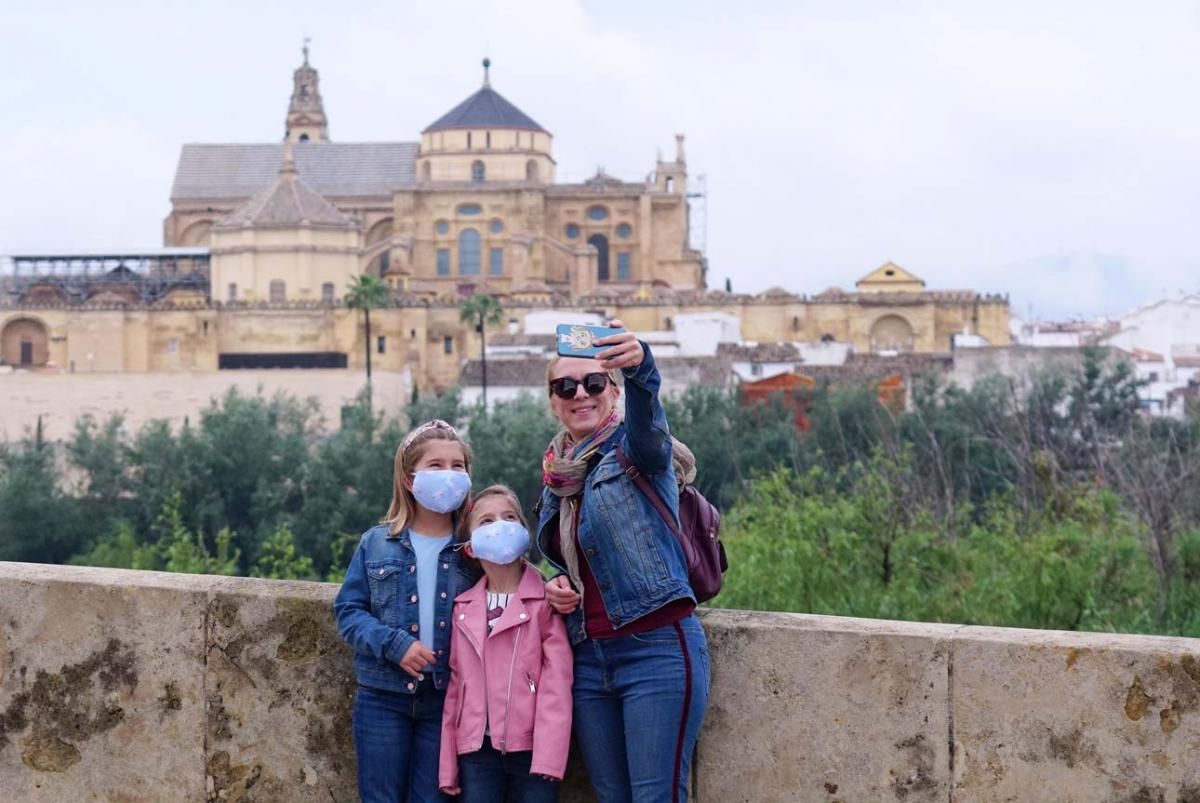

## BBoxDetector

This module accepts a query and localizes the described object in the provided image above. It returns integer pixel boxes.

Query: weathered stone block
[0,563,207,802]
[697,609,952,803]
[951,626,1200,802]
[203,577,356,803]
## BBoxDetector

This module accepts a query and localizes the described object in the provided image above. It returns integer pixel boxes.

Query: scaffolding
[0,248,211,304]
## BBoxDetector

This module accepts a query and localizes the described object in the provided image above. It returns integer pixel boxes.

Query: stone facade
[2,563,1198,802]
[1,54,1011,390]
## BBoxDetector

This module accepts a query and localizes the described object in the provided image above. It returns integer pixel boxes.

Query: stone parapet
[0,563,1196,802]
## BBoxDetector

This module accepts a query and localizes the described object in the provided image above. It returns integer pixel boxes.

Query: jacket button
[586,548,596,557]
[442,562,449,569]
[600,582,611,590]
[410,594,418,603]
[459,613,465,620]
[409,565,416,573]
[407,682,415,691]
[519,613,527,620]
[438,649,444,656]
[439,621,446,628]
[410,624,419,633]
[440,591,447,598]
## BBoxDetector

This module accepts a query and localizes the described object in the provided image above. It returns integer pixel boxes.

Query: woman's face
[549,357,619,441]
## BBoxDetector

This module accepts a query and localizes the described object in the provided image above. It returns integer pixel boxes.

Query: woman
[537,319,709,803]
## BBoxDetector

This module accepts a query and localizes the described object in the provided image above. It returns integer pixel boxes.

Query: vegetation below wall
[2,349,1199,636]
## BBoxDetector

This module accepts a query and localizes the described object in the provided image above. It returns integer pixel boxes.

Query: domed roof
[423,61,546,134]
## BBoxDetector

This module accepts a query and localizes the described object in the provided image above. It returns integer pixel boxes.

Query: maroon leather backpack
[615,446,728,602]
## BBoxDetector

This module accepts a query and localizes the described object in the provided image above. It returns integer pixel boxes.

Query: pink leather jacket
[439,562,574,788]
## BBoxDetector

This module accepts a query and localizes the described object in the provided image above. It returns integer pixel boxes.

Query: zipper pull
[526,672,536,694]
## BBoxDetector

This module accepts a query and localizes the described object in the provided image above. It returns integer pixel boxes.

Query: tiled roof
[459,357,551,387]
[216,158,352,228]
[171,142,418,201]
[717,342,801,362]
[423,86,546,133]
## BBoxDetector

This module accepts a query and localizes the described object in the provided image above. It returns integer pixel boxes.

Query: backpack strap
[615,445,680,537]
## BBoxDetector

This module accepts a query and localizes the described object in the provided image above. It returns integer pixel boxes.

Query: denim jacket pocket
[365,561,405,613]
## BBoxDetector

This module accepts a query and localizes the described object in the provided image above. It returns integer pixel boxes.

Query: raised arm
[597,319,672,474]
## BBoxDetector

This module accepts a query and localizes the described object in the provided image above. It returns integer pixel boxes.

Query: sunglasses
[548,372,611,401]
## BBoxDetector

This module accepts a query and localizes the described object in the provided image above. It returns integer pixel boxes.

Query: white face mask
[411,470,471,514]
[470,520,531,564]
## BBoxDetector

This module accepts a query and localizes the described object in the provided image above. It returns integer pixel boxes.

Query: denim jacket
[536,343,694,644]
[334,524,476,694]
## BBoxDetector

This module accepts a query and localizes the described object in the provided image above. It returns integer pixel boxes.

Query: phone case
[555,324,624,357]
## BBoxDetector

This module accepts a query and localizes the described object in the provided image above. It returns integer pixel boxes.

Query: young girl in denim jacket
[438,485,573,802]
[334,419,477,803]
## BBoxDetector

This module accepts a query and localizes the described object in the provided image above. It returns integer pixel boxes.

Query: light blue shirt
[410,530,452,659]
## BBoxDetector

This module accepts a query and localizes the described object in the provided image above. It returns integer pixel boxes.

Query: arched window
[588,234,610,282]
[299,133,310,143]
[665,177,675,192]
[485,131,491,148]
[269,280,286,303]
[489,248,503,275]
[471,160,485,183]
[616,252,631,280]
[459,229,481,275]
[587,206,609,221]
[322,283,335,303]
[526,159,539,182]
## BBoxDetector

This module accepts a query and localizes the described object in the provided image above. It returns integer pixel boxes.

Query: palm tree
[345,274,391,387]
[459,293,505,408]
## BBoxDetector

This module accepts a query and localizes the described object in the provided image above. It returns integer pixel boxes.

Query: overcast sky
[2,0,1199,319]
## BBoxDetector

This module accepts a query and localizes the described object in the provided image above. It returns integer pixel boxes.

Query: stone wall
[1,562,1198,802]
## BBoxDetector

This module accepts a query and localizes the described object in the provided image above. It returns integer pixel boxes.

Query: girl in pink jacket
[439,485,573,801]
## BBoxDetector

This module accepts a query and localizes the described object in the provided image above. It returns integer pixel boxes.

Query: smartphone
[555,324,625,358]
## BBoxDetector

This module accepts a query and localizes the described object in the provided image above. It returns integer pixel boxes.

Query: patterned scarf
[542,410,624,602]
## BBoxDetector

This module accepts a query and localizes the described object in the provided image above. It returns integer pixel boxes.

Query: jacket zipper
[525,672,536,694]
[456,620,488,752]
[500,625,521,754]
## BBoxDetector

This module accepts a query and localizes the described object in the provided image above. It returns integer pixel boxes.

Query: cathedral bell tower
[285,40,329,143]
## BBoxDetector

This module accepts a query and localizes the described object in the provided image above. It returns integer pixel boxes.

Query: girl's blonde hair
[383,420,473,535]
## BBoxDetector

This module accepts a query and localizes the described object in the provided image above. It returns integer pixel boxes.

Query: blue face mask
[411,470,472,514]
[470,520,530,565]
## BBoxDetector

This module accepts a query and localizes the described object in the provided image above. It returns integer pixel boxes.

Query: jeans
[457,739,560,803]
[572,614,710,803]
[353,682,449,803]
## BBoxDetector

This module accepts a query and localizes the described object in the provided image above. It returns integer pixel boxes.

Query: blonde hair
[382,422,473,535]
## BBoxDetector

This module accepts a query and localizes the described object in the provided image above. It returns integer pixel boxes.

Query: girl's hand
[545,576,580,614]
[440,786,461,796]
[398,641,435,677]
[595,318,644,371]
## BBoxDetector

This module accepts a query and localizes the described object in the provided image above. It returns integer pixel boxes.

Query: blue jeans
[572,615,710,803]
[353,682,449,803]
[458,739,560,803]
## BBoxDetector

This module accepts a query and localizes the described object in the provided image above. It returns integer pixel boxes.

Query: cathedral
[166,52,703,303]
[0,50,1009,390]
